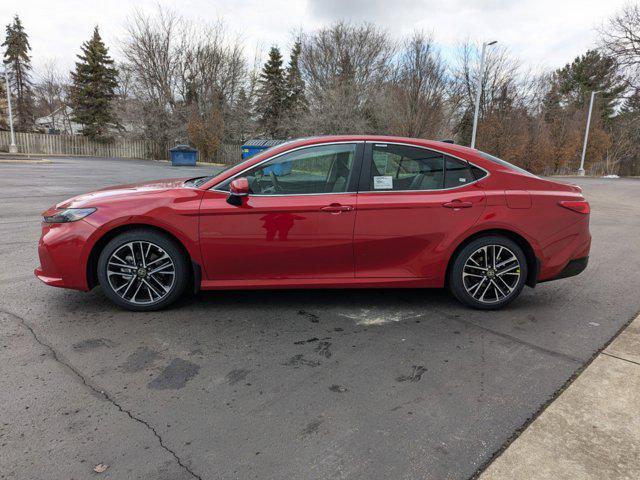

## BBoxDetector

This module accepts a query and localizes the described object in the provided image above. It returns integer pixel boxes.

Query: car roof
[284,135,474,153]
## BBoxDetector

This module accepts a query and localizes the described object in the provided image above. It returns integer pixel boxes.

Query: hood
[56,178,189,209]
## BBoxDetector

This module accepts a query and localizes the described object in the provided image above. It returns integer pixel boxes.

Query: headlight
[43,208,97,223]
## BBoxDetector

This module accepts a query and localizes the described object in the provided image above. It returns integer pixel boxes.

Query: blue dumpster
[241,139,289,175]
[169,145,198,166]
[241,139,286,160]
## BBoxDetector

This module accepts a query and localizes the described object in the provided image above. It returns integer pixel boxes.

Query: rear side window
[369,144,444,191]
[366,144,485,191]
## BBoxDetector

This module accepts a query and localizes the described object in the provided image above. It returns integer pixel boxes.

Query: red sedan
[35,136,591,311]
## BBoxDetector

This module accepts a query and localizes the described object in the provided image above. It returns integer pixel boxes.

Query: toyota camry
[35,136,591,311]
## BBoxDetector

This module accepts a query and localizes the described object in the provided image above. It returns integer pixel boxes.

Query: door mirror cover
[229,177,250,196]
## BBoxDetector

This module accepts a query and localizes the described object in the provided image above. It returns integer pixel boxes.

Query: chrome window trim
[209,139,489,196]
[362,141,490,193]
[210,141,364,196]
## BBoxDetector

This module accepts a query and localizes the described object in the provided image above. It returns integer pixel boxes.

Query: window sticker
[373,175,393,189]
[459,178,467,182]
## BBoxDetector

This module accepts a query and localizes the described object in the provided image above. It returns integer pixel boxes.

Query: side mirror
[227,177,250,206]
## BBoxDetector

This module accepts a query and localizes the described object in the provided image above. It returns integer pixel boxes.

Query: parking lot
[1,156,639,480]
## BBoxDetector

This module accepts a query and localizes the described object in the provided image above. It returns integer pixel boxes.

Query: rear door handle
[442,200,473,209]
[321,204,354,213]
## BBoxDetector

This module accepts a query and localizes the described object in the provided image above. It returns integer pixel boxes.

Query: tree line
[1,4,639,175]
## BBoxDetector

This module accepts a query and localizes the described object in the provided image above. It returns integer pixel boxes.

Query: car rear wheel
[97,229,189,311]
[449,236,527,310]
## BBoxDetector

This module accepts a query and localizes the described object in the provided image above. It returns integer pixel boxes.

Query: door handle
[442,200,473,209]
[321,204,354,213]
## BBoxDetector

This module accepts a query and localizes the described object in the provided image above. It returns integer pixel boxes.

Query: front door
[354,142,486,279]
[199,143,363,280]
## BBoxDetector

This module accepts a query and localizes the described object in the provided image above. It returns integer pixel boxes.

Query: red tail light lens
[559,200,590,214]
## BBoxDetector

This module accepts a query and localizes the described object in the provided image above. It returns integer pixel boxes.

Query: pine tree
[2,15,34,131]
[553,50,626,121]
[284,41,307,115]
[229,87,254,142]
[70,26,119,141]
[256,46,286,137]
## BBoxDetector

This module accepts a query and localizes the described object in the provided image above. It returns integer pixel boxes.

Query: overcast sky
[2,0,628,78]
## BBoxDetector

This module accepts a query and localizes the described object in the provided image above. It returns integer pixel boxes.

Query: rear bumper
[539,256,588,283]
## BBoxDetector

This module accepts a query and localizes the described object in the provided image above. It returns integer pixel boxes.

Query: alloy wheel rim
[462,245,521,304]
[106,241,175,305]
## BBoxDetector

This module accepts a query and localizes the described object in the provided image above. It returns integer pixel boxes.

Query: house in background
[34,106,82,135]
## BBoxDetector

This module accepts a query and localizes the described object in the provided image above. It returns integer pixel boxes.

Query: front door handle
[321,204,354,213]
[442,200,473,209]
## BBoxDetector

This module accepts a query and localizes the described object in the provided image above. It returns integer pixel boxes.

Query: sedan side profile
[35,136,591,311]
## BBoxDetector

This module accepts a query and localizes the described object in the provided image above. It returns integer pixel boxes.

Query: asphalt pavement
[1,157,639,480]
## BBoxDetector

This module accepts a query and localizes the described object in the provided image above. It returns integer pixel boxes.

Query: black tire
[448,235,527,310]
[97,229,189,311]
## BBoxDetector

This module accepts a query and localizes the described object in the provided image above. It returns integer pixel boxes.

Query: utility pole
[578,91,600,176]
[470,40,497,149]
[2,66,18,153]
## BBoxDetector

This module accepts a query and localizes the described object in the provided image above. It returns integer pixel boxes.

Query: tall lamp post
[2,66,17,154]
[578,90,600,176]
[470,40,498,149]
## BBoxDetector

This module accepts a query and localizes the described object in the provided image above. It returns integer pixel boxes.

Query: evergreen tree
[284,41,307,115]
[229,87,254,142]
[2,15,34,131]
[70,26,119,141]
[256,46,286,137]
[553,50,626,120]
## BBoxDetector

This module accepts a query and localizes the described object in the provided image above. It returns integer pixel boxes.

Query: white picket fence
[0,131,161,159]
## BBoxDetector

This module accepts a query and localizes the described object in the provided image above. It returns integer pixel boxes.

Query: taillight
[559,200,590,214]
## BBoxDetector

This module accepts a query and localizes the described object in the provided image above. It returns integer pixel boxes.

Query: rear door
[354,142,486,279]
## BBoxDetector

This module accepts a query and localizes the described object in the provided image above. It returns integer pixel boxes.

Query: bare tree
[600,3,640,87]
[33,59,72,133]
[120,6,247,158]
[382,32,449,139]
[299,22,394,134]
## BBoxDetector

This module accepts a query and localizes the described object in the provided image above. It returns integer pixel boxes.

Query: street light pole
[470,40,497,149]
[578,90,600,176]
[2,66,17,154]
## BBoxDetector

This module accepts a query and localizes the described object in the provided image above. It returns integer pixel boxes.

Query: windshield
[184,162,244,188]
[477,151,537,177]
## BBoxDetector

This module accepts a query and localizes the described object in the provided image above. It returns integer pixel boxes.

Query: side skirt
[200,277,439,291]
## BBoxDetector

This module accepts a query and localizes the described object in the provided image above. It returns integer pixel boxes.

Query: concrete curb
[0,158,52,164]
[478,312,640,480]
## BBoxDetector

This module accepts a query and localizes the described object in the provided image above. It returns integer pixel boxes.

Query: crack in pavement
[1,309,203,480]
[436,311,586,365]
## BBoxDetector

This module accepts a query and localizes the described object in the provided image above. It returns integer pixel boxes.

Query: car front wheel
[97,229,189,311]
[449,236,528,310]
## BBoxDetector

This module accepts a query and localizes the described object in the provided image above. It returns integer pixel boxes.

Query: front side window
[218,144,357,195]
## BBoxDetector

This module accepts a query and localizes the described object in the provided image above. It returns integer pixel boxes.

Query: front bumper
[35,219,97,291]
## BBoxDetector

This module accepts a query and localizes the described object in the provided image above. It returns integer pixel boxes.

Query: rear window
[477,151,536,177]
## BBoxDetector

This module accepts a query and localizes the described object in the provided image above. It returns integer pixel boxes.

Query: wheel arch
[86,223,200,292]
[445,228,540,288]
